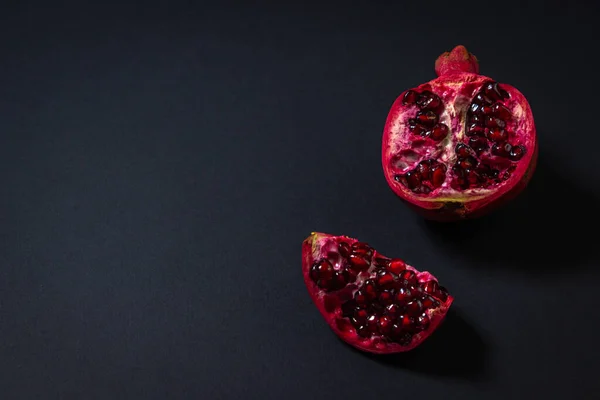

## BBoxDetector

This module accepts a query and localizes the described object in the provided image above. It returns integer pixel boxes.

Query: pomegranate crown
[434,45,480,76]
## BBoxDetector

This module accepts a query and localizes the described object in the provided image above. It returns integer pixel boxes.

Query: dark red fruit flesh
[382,45,538,221]
[303,232,453,354]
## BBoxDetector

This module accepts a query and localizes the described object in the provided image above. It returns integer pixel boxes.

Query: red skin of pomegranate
[382,45,538,221]
[302,232,453,354]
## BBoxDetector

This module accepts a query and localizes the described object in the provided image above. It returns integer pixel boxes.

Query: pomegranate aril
[417,313,430,331]
[355,324,370,337]
[409,123,428,137]
[491,142,512,157]
[475,92,493,105]
[351,242,373,258]
[343,266,359,283]
[458,156,477,169]
[353,308,369,325]
[354,289,369,306]
[404,170,421,189]
[436,286,449,301]
[483,81,509,101]
[422,295,439,309]
[366,314,378,333]
[416,160,432,181]
[395,287,412,304]
[379,289,395,305]
[402,89,419,105]
[455,143,473,158]
[388,259,407,274]
[349,254,370,270]
[469,136,489,153]
[363,279,378,299]
[492,103,512,120]
[400,270,417,287]
[377,271,397,288]
[469,114,483,126]
[469,103,481,114]
[415,111,438,127]
[405,300,423,316]
[378,315,393,335]
[338,242,351,258]
[485,116,506,129]
[429,123,449,141]
[431,164,446,188]
[422,280,439,295]
[509,145,526,161]
[400,314,415,332]
[385,303,401,318]
[414,185,431,195]
[330,271,347,290]
[374,257,390,268]
[466,169,480,185]
[310,259,334,283]
[466,124,485,136]
[488,128,508,142]
[416,91,442,111]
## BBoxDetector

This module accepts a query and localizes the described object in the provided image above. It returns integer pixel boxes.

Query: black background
[1,1,599,399]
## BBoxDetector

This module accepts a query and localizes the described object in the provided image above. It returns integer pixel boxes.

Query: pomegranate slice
[302,232,453,354]
[382,45,538,221]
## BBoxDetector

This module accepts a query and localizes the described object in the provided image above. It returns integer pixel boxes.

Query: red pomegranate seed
[509,145,526,161]
[404,170,421,189]
[351,242,373,257]
[417,313,430,331]
[378,315,393,335]
[366,314,378,333]
[485,116,506,129]
[416,160,432,181]
[415,111,438,127]
[475,92,493,105]
[338,242,351,258]
[422,295,439,309]
[363,279,378,299]
[374,257,390,268]
[481,105,493,114]
[377,271,396,288]
[353,308,368,325]
[491,142,512,157]
[310,259,334,282]
[405,300,423,316]
[354,289,368,306]
[416,91,442,110]
[458,156,477,169]
[466,169,480,185]
[395,287,412,304]
[388,258,407,274]
[431,164,446,188]
[469,114,483,126]
[436,286,449,301]
[343,266,359,282]
[466,124,485,136]
[355,324,370,337]
[400,314,414,331]
[483,81,509,101]
[399,269,417,287]
[469,136,489,153]
[422,280,439,295]
[429,123,449,141]
[385,303,401,318]
[409,123,428,137]
[348,255,369,271]
[455,143,472,158]
[379,289,395,305]
[492,103,512,119]
[402,90,419,105]
[488,128,508,142]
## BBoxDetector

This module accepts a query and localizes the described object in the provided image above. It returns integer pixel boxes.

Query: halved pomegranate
[302,232,453,354]
[382,45,538,221]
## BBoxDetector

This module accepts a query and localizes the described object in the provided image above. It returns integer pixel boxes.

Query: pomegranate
[302,232,453,354]
[382,45,538,221]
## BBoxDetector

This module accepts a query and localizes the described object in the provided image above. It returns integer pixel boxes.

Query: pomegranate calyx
[434,45,480,76]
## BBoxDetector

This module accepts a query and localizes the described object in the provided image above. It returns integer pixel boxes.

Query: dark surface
[1,1,599,399]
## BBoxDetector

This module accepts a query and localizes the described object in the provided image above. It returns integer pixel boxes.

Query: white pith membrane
[302,232,453,354]
[382,75,536,206]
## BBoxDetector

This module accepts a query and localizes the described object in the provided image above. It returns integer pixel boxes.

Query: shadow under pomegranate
[346,309,489,381]
[421,155,599,272]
